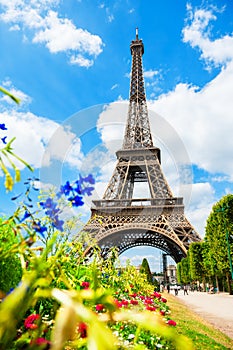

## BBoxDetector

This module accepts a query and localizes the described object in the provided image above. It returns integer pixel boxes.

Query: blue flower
[0,123,7,130]
[52,215,64,231]
[68,195,84,207]
[74,181,82,195]
[81,186,95,196]
[40,198,60,217]
[20,210,31,222]
[58,181,73,197]
[79,174,95,185]
[32,221,47,238]
[1,136,7,144]
[40,197,55,209]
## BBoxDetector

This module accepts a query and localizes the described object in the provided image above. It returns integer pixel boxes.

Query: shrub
[0,218,22,294]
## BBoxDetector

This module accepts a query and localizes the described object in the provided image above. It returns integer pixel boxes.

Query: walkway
[175,291,233,339]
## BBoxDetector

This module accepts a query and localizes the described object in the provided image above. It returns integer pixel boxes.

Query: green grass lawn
[166,293,233,350]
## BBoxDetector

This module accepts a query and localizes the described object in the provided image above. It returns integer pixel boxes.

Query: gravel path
[174,291,233,339]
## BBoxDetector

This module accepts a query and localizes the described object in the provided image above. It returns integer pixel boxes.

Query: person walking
[175,285,179,296]
[183,285,188,295]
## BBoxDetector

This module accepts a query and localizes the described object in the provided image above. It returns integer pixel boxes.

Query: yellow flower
[5,173,14,191]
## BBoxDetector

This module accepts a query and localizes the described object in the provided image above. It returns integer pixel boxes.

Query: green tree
[139,258,153,284]
[205,194,233,294]
[0,218,22,294]
[189,242,208,290]
[177,256,190,285]
[176,262,182,285]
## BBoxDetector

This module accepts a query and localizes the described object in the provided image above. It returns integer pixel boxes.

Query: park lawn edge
[165,293,233,350]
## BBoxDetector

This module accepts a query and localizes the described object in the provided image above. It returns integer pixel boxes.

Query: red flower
[81,281,90,289]
[129,293,137,298]
[96,303,104,312]
[161,297,167,303]
[167,319,177,326]
[144,298,153,304]
[24,314,40,329]
[78,322,88,338]
[153,292,161,299]
[30,337,51,345]
[130,299,138,305]
[114,299,122,308]
[146,305,156,311]
[160,310,166,316]
[114,299,129,308]
[121,299,129,307]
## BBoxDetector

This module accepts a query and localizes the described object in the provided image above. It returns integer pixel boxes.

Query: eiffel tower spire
[83,30,201,262]
[123,28,153,149]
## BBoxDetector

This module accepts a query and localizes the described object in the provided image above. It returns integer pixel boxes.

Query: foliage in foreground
[0,226,192,350]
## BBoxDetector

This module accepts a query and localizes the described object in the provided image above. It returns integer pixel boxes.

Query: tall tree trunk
[202,277,206,292]
[215,275,219,293]
[226,273,233,295]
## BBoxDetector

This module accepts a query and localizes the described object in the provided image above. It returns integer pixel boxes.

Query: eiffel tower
[84,29,201,262]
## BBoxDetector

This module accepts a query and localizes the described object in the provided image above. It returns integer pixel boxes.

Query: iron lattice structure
[84,30,201,262]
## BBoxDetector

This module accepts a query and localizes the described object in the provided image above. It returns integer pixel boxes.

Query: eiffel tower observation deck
[84,29,201,262]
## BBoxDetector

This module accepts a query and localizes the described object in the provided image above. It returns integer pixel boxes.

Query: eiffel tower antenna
[83,31,201,261]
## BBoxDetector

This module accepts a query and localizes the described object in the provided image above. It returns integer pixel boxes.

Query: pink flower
[96,303,104,312]
[24,314,40,329]
[78,322,88,338]
[81,281,90,289]
[167,319,177,326]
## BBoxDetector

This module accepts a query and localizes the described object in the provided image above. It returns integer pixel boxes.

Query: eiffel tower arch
[84,29,202,263]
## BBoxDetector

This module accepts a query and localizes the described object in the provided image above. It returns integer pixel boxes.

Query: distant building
[166,265,177,285]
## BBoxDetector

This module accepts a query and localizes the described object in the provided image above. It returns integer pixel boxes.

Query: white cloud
[182,182,215,236]
[0,1,103,67]
[97,101,128,153]
[149,61,233,179]
[0,81,84,173]
[183,5,233,67]
[144,69,159,79]
[0,110,57,168]
[0,110,83,170]
[70,55,93,68]
[33,11,103,56]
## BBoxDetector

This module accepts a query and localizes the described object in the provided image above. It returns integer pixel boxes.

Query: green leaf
[0,86,20,104]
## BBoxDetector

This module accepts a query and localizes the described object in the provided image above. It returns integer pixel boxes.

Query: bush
[0,219,22,294]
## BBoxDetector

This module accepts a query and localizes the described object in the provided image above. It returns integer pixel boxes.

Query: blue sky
[1,0,233,271]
